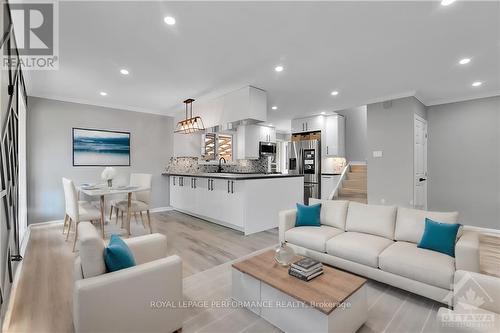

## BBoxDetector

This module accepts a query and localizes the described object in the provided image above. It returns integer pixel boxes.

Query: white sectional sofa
[279,199,481,303]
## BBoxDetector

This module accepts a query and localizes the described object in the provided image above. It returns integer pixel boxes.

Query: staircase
[337,164,367,204]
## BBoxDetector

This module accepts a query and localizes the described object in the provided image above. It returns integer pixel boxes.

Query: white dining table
[78,185,150,238]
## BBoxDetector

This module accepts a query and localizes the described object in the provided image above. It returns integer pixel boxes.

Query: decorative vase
[107,179,113,188]
[274,241,295,266]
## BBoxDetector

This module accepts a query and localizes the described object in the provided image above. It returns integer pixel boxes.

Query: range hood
[205,119,261,133]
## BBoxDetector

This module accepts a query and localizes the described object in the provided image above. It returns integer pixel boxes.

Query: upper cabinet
[291,114,345,158]
[323,115,345,157]
[237,125,276,160]
[291,115,325,133]
[259,125,276,143]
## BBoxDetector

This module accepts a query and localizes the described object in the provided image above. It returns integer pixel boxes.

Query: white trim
[171,208,244,233]
[463,225,500,234]
[426,91,500,107]
[149,206,174,213]
[28,93,169,116]
[349,161,367,165]
[28,219,64,227]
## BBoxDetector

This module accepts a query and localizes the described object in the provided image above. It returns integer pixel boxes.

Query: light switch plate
[373,151,383,158]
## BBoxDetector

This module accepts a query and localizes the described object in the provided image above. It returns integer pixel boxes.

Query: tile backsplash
[165,156,269,174]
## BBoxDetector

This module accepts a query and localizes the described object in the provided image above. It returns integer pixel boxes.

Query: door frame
[413,114,428,210]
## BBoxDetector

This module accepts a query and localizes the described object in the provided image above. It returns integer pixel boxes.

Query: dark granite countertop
[162,172,304,180]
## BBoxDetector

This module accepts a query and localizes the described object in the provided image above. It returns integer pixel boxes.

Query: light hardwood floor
[181,250,443,333]
[3,210,277,333]
[4,210,444,333]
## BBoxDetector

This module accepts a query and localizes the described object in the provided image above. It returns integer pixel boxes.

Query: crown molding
[425,91,500,107]
[28,93,171,117]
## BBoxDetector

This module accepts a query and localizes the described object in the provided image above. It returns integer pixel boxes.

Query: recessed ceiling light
[330,91,339,96]
[164,16,176,25]
[271,106,278,110]
[321,112,326,115]
[459,58,471,65]
[120,69,129,75]
[274,65,284,72]
[472,81,482,87]
[441,0,456,6]
[100,91,107,96]
[269,124,274,127]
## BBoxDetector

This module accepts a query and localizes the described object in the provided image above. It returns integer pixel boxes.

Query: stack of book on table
[288,257,323,281]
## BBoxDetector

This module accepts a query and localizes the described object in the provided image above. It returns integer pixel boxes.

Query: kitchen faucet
[217,157,226,173]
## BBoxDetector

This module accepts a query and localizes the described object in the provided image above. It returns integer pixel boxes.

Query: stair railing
[328,162,351,200]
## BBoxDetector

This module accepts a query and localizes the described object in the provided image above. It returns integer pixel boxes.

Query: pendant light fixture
[174,98,205,134]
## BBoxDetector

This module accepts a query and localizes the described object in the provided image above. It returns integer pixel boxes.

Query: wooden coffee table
[232,250,367,333]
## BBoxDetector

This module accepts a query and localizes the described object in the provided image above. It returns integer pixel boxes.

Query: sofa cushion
[379,241,455,290]
[295,203,321,227]
[285,226,344,253]
[309,199,348,230]
[418,218,461,257]
[345,202,397,239]
[326,232,394,268]
[395,207,459,243]
[78,222,106,278]
[104,234,136,272]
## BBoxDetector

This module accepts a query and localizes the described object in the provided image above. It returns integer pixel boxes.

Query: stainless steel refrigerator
[287,139,321,204]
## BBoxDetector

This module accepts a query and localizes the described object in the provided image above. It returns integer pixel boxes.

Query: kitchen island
[163,172,304,235]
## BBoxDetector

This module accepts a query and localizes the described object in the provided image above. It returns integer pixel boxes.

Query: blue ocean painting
[73,128,130,166]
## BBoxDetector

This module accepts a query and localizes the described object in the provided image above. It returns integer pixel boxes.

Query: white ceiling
[24,1,500,131]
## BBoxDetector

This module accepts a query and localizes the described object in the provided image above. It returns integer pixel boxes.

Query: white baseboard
[349,161,367,165]
[150,206,173,213]
[464,225,500,234]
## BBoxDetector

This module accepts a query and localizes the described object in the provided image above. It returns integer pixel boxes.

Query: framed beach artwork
[72,128,131,166]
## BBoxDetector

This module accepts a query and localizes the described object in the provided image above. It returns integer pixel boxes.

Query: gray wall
[27,97,174,224]
[367,96,427,207]
[337,106,367,162]
[427,96,500,229]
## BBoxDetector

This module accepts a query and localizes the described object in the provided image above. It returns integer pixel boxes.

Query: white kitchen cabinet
[195,177,214,217]
[213,179,244,227]
[170,176,180,208]
[321,175,341,199]
[291,115,325,133]
[237,125,276,159]
[237,125,259,160]
[173,176,193,211]
[323,115,345,157]
[168,175,303,234]
[259,126,276,143]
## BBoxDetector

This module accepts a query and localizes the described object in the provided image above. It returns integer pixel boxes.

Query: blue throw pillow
[104,234,136,272]
[295,203,321,227]
[417,218,461,257]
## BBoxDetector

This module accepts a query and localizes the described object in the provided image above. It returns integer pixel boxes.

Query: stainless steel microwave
[259,142,277,155]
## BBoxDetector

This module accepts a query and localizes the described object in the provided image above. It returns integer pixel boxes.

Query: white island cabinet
[168,174,303,235]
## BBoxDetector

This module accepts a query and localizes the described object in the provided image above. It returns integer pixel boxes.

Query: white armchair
[73,222,183,333]
[437,270,500,333]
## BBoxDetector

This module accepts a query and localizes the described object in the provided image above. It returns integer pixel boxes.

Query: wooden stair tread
[340,187,366,195]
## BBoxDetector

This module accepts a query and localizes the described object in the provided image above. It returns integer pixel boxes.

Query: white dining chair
[111,173,153,233]
[62,178,102,251]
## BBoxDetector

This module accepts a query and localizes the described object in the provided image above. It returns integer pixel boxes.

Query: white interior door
[414,115,428,210]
